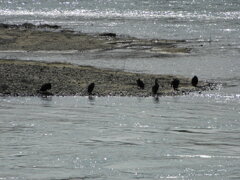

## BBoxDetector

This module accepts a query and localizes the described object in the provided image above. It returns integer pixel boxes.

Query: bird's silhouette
[39,83,51,92]
[191,76,198,87]
[37,83,53,96]
[136,78,144,89]
[87,83,95,95]
[171,78,180,91]
[152,79,159,95]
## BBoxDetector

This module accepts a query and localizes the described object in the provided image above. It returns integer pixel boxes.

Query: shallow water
[0,0,240,179]
[0,92,240,180]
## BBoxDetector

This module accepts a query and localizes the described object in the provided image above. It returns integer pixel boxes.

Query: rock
[99,33,117,38]
[37,24,61,29]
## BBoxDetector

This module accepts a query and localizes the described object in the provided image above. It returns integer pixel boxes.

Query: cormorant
[152,79,159,95]
[136,78,144,89]
[87,83,95,95]
[39,83,51,92]
[191,76,198,87]
[37,83,53,96]
[171,78,180,91]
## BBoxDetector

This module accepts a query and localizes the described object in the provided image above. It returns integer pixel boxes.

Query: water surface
[0,0,240,179]
[0,92,240,179]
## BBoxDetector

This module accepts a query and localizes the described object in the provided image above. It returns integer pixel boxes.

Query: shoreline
[0,23,216,97]
[0,59,215,97]
[0,23,191,54]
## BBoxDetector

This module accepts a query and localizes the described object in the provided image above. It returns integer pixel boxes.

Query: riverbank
[0,23,190,54]
[0,59,214,97]
[0,23,215,96]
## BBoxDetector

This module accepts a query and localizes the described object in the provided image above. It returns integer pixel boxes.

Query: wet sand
[0,23,214,97]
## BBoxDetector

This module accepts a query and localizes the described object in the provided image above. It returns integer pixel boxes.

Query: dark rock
[0,23,18,29]
[100,33,117,38]
[37,24,61,29]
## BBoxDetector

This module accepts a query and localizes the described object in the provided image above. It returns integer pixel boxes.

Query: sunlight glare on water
[1,0,239,40]
[0,93,240,179]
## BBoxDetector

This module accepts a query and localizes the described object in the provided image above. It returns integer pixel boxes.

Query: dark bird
[191,76,198,87]
[37,83,53,96]
[171,78,180,91]
[39,83,51,92]
[152,79,159,95]
[136,78,144,89]
[87,83,95,95]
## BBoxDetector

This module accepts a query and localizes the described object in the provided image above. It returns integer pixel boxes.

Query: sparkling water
[0,0,240,179]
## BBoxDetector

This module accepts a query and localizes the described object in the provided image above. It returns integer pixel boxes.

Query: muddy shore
[0,23,190,54]
[0,23,214,97]
[0,59,214,97]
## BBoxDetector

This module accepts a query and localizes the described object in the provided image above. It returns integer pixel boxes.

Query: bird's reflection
[40,96,53,107]
[137,97,143,103]
[40,96,52,101]
[153,96,159,103]
[88,95,96,104]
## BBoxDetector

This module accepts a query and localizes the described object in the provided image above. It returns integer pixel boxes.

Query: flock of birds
[137,75,198,96]
[38,76,199,96]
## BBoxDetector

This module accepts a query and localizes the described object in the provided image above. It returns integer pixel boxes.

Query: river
[0,0,240,179]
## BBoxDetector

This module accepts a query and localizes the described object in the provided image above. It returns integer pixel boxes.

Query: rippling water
[0,0,240,179]
[1,0,239,41]
[0,92,240,180]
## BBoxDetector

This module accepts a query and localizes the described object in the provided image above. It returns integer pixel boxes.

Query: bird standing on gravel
[87,83,95,95]
[39,83,51,92]
[191,76,198,87]
[171,79,180,91]
[137,78,144,89]
[152,79,159,95]
[38,83,53,95]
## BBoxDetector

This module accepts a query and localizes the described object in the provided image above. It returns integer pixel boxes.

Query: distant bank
[0,23,215,97]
